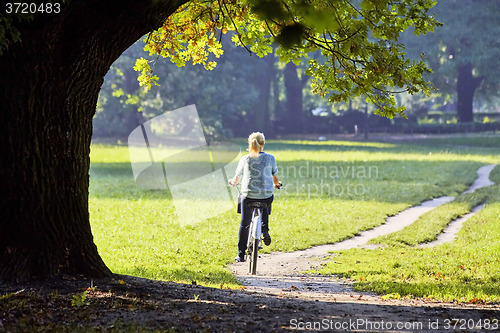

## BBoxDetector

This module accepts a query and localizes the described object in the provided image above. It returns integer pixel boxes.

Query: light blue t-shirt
[235,152,278,199]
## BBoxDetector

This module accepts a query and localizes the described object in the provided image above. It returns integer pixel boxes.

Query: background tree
[402,0,500,122]
[1,0,437,283]
[96,38,313,138]
[94,42,150,138]
[283,62,308,133]
[95,37,271,139]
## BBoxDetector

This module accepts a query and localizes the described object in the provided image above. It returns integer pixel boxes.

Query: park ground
[1,133,499,332]
[1,273,499,332]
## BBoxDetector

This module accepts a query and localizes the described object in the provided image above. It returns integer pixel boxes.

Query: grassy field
[89,135,499,302]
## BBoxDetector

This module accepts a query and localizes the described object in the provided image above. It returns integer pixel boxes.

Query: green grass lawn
[308,164,500,303]
[89,135,500,302]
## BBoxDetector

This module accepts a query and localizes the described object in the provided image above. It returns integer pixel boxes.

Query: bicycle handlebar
[228,181,283,189]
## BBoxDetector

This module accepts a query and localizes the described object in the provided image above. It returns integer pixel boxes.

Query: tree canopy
[0,0,438,283]
[135,0,439,118]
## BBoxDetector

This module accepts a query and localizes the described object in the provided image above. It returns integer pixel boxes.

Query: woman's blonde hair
[248,132,265,157]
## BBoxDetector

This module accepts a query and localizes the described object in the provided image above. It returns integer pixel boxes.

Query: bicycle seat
[247,202,267,209]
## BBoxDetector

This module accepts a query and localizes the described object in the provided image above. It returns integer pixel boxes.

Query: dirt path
[420,204,485,248]
[229,164,497,304]
[421,164,497,248]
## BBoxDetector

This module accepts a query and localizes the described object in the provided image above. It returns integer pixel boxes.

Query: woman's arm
[273,175,281,189]
[230,156,245,186]
[229,175,240,186]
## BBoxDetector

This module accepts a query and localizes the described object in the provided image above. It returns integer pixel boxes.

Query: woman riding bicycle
[228,132,281,262]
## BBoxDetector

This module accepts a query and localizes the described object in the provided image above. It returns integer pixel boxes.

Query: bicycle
[231,182,282,275]
[246,201,267,275]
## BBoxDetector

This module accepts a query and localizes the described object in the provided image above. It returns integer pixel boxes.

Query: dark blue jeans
[238,195,274,255]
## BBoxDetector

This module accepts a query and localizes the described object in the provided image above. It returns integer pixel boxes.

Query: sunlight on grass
[370,187,494,246]
[90,137,500,298]
[90,144,131,163]
[311,166,500,303]
[90,197,240,287]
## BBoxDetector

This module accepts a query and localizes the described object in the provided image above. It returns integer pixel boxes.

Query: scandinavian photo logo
[128,105,241,226]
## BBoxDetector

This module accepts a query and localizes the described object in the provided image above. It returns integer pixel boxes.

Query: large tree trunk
[456,63,483,123]
[0,0,186,283]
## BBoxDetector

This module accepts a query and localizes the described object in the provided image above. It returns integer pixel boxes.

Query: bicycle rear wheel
[248,238,259,275]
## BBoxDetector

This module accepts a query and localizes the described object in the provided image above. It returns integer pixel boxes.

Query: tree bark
[456,63,483,123]
[0,0,186,283]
